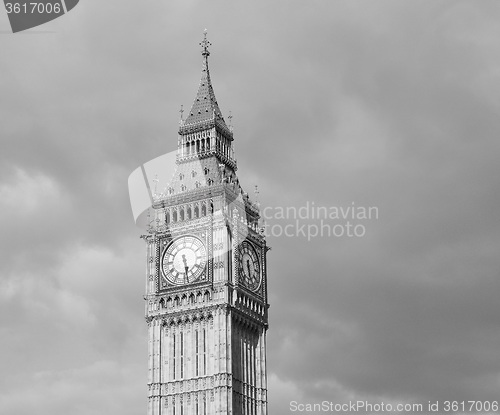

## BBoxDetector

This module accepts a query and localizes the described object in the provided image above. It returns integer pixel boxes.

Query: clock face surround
[161,236,207,286]
[238,241,260,291]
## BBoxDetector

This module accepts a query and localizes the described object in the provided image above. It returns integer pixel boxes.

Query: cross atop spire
[200,29,211,58]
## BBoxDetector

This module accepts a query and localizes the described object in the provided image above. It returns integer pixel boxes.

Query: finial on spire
[179,104,184,125]
[228,111,233,132]
[254,185,260,206]
[200,29,211,58]
[152,174,159,195]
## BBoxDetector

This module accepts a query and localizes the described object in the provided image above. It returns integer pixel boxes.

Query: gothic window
[204,167,209,175]
[192,170,197,178]
[195,181,201,188]
[181,184,186,192]
[180,332,184,378]
[165,212,170,224]
[202,328,207,376]
[173,333,176,380]
[195,329,199,376]
[179,173,184,181]
[194,205,199,218]
[173,210,178,222]
[180,209,185,221]
[201,204,206,216]
[168,187,174,195]
[187,207,192,219]
[207,179,213,186]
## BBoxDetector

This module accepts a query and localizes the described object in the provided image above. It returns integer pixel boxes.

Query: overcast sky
[1,1,500,414]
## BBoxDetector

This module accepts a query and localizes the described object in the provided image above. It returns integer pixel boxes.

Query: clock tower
[143,32,269,415]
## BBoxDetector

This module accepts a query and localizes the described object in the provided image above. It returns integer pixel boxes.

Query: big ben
[142,32,270,415]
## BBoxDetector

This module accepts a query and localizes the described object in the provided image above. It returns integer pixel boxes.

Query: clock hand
[182,254,189,282]
[246,259,252,279]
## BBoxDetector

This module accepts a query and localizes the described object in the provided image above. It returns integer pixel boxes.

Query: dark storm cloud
[1,1,500,414]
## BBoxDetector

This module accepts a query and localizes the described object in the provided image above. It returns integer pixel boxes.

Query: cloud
[0,360,144,415]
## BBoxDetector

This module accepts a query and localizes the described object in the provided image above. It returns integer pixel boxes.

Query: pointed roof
[182,31,231,135]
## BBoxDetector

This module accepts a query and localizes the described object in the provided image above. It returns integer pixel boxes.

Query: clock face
[161,236,207,286]
[238,241,260,291]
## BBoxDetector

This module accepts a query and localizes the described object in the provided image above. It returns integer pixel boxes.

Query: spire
[182,30,230,132]
[177,30,236,171]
